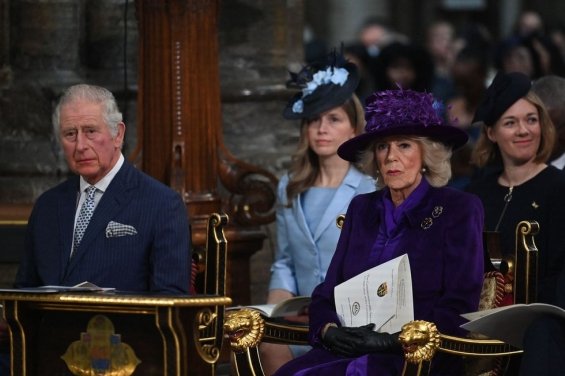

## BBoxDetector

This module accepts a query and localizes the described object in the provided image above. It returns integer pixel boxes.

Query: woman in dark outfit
[467,71,565,305]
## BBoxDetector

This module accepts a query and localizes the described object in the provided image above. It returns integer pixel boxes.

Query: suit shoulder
[131,167,184,201]
[34,177,76,203]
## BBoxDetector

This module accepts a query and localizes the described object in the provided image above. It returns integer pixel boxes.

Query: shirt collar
[79,153,125,193]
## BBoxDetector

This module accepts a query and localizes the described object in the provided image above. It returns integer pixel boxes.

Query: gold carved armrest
[399,320,522,376]
[224,308,309,376]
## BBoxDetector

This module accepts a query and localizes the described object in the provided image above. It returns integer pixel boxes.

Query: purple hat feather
[338,87,468,162]
[365,88,444,131]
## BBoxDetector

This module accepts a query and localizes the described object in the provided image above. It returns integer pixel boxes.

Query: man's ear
[114,122,126,148]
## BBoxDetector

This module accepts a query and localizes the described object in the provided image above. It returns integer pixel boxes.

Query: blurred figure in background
[426,20,457,102]
[358,16,396,59]
[496,10,565,79]
[373,41,434,93]
[446,47,490,189]
[514,10,544,38]
[532,75,565,169]
[344,43,376,104]
[304,24,328,64]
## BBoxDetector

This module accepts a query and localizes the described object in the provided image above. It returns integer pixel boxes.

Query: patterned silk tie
[72,186,97,256]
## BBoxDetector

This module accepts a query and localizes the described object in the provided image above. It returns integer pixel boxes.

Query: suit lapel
[65,162,137,274]
[58,177,80,277]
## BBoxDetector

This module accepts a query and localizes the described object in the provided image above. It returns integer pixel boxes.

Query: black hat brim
[472,71,531,126]
[283,63,360,119]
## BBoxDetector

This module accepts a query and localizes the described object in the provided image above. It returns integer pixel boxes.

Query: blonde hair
[285,94,365,205]
[471,91,555,167]
[359,136,452,188]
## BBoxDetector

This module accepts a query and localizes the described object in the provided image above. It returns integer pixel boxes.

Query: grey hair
[52,84,123,138]
[358,136,452,188]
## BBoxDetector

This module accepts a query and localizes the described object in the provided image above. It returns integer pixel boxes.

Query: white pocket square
[105,221,138,238]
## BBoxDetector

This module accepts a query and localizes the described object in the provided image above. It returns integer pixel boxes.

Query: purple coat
[276,183,484,375]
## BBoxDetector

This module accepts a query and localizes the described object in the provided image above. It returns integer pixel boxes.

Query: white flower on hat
[293,67,350,113]
[292,99,304,114]
[330,67,349,85]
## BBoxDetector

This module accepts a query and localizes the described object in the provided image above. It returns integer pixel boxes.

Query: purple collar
[382,178,430,235]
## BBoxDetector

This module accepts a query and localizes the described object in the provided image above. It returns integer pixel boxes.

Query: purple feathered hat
[337,88,468,162]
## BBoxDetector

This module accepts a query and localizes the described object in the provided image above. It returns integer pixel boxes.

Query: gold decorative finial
[224,308,265,353]
[398,320,440,364]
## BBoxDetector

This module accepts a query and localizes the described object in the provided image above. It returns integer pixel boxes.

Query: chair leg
[402,360,428,376]
[231,347,266,376]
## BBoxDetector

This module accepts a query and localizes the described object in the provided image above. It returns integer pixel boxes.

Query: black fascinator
[472,71,531,127]
[282,49,360,119]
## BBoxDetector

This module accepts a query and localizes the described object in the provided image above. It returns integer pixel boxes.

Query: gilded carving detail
[223,308,265,353]
[194,308,221,363]
[398,320,440,364]
[61,315,140,376]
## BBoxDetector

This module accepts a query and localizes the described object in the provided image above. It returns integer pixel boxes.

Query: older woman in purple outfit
[274,88,485,376]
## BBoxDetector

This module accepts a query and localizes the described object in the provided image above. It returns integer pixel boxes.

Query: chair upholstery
[224,220,539,376]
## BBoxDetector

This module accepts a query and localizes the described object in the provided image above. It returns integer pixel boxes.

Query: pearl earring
[421,167,427,173]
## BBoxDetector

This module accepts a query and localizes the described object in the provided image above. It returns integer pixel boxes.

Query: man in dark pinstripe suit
[14,84,191,294]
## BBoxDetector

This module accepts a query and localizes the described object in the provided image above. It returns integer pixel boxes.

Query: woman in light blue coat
[261,51,375,374]
[270,168,374,297]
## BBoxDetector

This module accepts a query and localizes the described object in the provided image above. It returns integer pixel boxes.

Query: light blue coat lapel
[312,167,367,241]
[292,191,315,245]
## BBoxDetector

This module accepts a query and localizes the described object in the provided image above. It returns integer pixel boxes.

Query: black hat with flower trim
[282,50,360,120]
[472,71,531,127]
[337,87,468,162]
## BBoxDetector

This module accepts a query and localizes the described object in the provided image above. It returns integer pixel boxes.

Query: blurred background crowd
[302,6,565,189]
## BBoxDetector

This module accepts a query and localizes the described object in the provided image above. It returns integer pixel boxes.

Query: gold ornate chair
[193,213,231,366]
[224,220,539,376]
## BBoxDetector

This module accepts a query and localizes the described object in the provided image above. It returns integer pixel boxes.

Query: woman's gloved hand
[322,323,400,357]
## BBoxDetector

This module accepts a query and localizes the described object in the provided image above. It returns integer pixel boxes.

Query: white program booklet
[334,254,414,333]
[461,303,565,348]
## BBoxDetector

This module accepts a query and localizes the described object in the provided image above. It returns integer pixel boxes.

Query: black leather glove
[348,324,401,354]
[323,325,367,357]
[323,323,400,357]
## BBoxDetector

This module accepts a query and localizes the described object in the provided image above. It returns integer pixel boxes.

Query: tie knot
[85,186,97,197]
